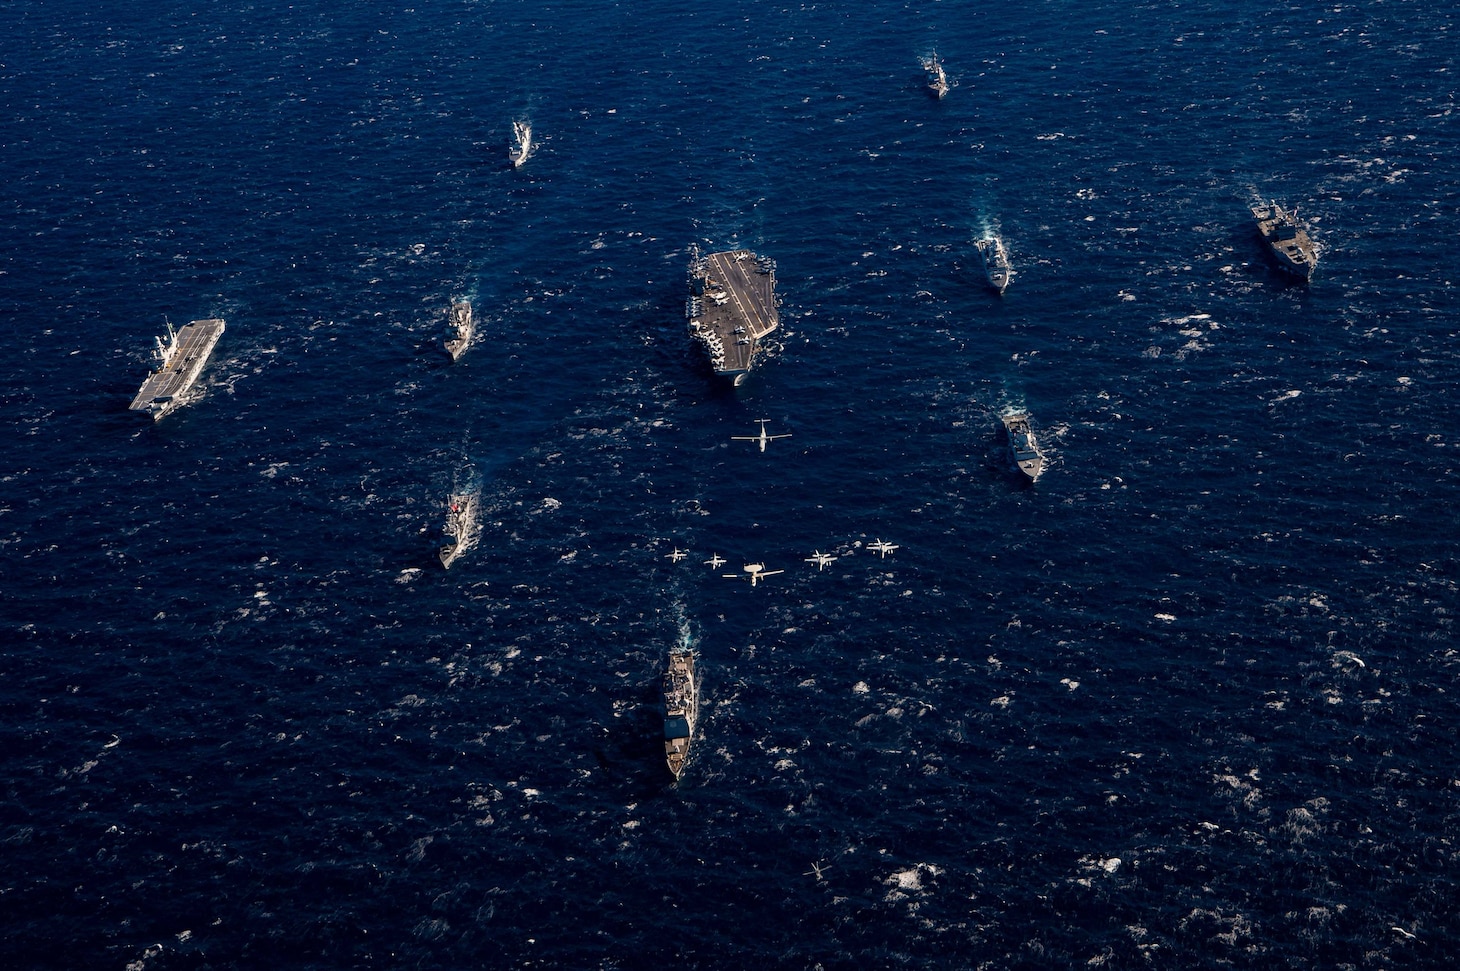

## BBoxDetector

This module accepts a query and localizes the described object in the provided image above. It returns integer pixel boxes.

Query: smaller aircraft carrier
[129,318,226,420]
[687,246,779,386]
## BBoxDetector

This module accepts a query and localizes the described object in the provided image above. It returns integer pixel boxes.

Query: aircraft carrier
[129,318,226,420]
[686,246,779,386]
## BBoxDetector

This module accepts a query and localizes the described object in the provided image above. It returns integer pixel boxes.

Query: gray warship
[129,318,226,420]
[923,52,949,99]
[663,650,698,781]
[1003,411,1046,483]
[686,246,780,386]
[509,120,532,168]
[1251,200,1317,280]
[974,236,1013,294]
[444,301,474,361]
[438,493,478,569]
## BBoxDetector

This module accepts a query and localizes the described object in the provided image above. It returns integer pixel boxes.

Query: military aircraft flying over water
[666,548,687,563]
[723,563,785,587]
[704,553,726,569]
[868,539,899,558]
[805,550,838,571]
[731,419,792,453]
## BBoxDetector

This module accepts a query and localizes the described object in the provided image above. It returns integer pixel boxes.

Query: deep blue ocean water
[3,1,1458,967]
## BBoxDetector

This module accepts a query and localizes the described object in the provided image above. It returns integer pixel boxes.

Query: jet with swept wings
[805,550,838,571]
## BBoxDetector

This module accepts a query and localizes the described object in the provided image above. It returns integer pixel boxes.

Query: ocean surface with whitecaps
[3,1,1458,967]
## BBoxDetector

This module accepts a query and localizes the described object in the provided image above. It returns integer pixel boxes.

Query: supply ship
[129,318,226,420]
[444,301,474,361]
[1251,200,1318,280]
[686,246,779,386]
[1003,411,1046,483]
[663,650,698,780]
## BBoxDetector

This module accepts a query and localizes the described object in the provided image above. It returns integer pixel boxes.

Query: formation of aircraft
[657,418,909,583]
[731,419,792,453]
[658,543,900,576]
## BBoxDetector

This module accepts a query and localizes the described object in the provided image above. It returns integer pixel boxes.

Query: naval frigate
[1251,200,1318,280]
[663,650,698,780]
[438,493,479,569]
[975,236,1013,294]
[1003,411,1046,483]
[444,301,474,361]
[923,52,949,99]
[510,120,532,168]
[686,246,780,386]
[129,318,226,420]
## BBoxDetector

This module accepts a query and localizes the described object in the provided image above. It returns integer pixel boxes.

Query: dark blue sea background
[3,1,1458,967]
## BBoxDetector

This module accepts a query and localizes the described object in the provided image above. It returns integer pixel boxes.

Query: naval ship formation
[686,246,780,386]
[444,301,474,361]
[438,493,479,569]
[663,650,698,780]
[130,318,226,420]
[1251,200,1318,280]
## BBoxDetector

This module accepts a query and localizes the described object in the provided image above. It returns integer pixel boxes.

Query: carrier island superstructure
[686,246,779,386]
[129,318,226,420]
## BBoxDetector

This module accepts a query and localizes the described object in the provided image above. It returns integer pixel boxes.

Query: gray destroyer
[129,318,225,420]
[1003,411,1046,483]
[438,493,478,569]
[974,236,1013,294]
[1251,200,1317,280]
[663,650,698,780]
[444,301,474,361]
[509,120,531,168]
[687,246,780,386]
[922,52,949,99]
